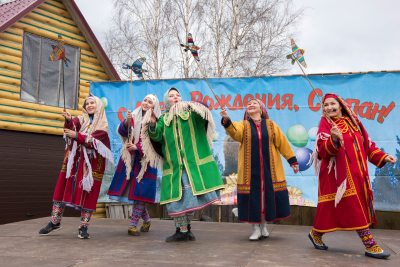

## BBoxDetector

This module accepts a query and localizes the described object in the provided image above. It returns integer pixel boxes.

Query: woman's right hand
[150,109,157,124]
[126,110,132,121]
[62,110,71,122]
[330,125,342,141]
[220,108,229,121]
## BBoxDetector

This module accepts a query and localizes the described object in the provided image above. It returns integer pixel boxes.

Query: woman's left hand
[64,129,77,139]
[384,155,397,164]
[126,143,138,151]
[291,164,299,174]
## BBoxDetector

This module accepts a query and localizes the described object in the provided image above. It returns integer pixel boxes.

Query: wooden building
[0,0,120,224]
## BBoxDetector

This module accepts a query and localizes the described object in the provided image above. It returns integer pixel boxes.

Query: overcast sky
[75,0,400,75]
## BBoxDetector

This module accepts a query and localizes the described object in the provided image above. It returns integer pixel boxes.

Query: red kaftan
[53,117,111,211]
[313,116,388,233]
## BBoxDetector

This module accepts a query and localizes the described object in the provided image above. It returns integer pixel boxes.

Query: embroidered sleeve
[272,120,297,163]
[148,115,164,142]
[223,119,244,142]
[367,140,388,168]
[64,117,80,131]
[118,121,128,137]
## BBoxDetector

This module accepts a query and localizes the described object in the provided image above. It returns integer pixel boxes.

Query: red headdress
[321,93,363,137]
[243,99,269,120]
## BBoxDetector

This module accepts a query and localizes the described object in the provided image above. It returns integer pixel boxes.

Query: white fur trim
[81,147,94,193]
[91,137,115,171]
[117,124,134,180]
[335,179,347,207]
[66,141,78,179]
[139,110,164,174]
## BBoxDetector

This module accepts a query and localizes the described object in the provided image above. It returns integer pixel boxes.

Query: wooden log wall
[0,0,110,136]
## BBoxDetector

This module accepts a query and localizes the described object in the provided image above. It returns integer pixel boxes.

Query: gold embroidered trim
[368,150,379,161]
[318,157,356,203]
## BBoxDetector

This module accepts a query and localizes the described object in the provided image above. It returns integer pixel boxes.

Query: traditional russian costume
[142,87,225,241]
[39,94,114,239]
[308,93,391,259]
[222,99,298,240]
[108,94,161,235]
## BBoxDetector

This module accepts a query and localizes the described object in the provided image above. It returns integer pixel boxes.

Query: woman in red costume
[308,93,396,259]
[39,94,114,239]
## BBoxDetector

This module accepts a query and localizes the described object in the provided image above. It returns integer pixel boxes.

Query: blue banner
[91,72,400,211]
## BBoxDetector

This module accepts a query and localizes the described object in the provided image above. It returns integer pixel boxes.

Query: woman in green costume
[141,87,224,242]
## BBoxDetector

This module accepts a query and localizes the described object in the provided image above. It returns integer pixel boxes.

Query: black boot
[165,227,189,242]
[187,224,195,241]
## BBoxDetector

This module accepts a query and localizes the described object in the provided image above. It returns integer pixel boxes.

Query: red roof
[0,0,120,80]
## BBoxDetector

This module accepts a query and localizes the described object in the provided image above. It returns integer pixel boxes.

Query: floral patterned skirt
[166,169,221,216]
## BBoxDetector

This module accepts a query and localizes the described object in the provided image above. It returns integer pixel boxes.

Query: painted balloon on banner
[308,127,318,141]
[287,124,308,147]
[101,97,108,109]
[213,132,219,142]
[295,147,313,171]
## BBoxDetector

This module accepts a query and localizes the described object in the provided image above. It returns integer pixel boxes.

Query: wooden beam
[81,73,107,82]
[0,91,19,101]
[19,18,86,42]
[4,27,23,36]
[0,33,22,44]
[12,22,91,50]
[0,47,21,58]
[0,120,63,135]
[33,7,77,26]
[80,67,109,80]
[46,0,67,10]
[79,85,90,93]
[80,61,105,72]
[81,54,100,65]
[25,13,82,35]
[0,39,22,50]
[0,54,21,65]
[0,69,20,79]
[81,49,96,58]
[80,91,89,98]
[0,98,81,116]
[0,84,20,93]
[0,105,65,122]
[0,76,20,86]
[80,80,91,87]
[0,61,21,72]
[0,114,63,128]
[39,2,72,19]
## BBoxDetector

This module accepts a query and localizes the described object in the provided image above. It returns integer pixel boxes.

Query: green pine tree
[372,136,400,210]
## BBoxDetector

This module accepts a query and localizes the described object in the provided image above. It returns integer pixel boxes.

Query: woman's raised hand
[61,110,71,121]
[126,110,132,121]
[150,109,157,124]
[220,108,229,121]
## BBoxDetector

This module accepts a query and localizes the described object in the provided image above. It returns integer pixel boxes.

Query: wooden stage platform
[0,217,399,266]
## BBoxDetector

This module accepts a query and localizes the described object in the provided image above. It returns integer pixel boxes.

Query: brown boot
[128,227,141,236]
